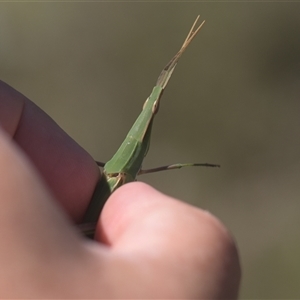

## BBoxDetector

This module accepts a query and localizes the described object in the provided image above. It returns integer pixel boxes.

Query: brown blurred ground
[1,2,300,298]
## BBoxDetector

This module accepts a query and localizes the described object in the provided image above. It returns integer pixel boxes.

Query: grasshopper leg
[139,162,220,175]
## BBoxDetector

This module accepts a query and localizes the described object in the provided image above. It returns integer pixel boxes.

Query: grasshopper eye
[152,99,160,114]
[142,98,149,110]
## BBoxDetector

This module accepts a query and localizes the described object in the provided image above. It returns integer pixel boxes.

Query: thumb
[98,182,241,298]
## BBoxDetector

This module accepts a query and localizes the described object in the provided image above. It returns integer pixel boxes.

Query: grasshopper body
[81,17,219,237]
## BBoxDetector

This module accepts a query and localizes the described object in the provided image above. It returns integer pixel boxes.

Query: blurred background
[0,2,299,298]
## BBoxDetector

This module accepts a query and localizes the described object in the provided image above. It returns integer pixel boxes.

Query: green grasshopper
[80,16,219,238]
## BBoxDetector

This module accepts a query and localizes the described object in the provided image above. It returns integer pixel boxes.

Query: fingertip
[104,182,159,212]
[97,182,159,243]
[0,80,101,221]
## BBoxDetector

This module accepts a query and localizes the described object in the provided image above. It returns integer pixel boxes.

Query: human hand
[0,80,240,298]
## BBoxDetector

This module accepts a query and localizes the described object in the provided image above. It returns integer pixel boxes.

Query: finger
[0,129,107,298]
[0,81,99,221]
[98,182,241,298]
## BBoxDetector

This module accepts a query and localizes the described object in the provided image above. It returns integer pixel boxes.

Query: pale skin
[0,81,240,298]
